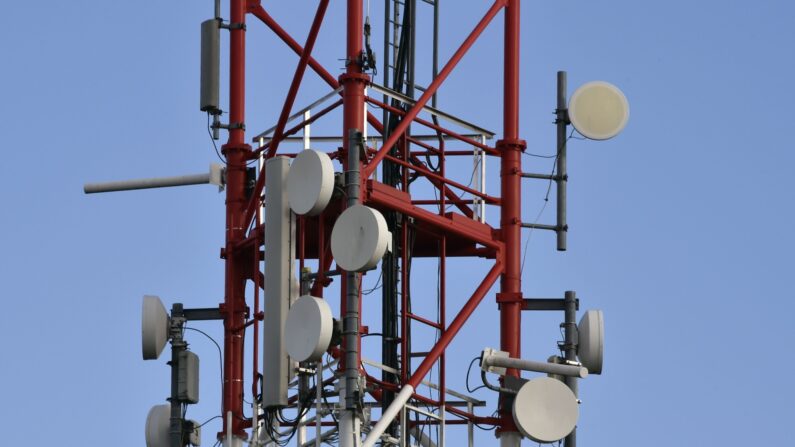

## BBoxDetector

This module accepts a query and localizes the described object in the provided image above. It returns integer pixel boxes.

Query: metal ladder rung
[405,404,442,421]
[406,312,443,330]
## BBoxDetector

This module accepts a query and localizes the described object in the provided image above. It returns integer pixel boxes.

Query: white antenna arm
[83,164,225,194]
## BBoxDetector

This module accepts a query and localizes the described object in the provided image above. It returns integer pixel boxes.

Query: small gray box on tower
[178,350,200,404]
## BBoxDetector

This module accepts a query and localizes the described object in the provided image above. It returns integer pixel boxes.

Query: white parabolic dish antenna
[287,149,335,216]
[568,81,629,140]
[284,295,334,362]
[513,377,579,443]
[145,404,170,447]
[331,204,389,272]
[142,295,169,360]
[577,309,604,374]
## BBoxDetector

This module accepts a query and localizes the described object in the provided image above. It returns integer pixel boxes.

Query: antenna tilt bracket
[220,22,246,31]
[215,121,245,131]
[555,108,570,125]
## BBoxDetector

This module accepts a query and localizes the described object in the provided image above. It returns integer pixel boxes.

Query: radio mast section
[85,1,628,446]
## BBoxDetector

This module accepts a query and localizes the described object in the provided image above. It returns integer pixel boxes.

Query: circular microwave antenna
[331,204,389,272]
[568,81,629,140]
[513,377,579,443]
[287,149,335,216]
[284,295,334,362]
[142,295,169,360]
[577,309,604,374]
[145,404,170,447]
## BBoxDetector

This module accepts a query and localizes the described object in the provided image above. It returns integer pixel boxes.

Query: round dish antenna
[284,295,334,362]
[568,81,629,140]
[513,377,579,443]
[142,295,170,360]
[330,204,389,272]
[144,404,170,447]
[287,149,335,216]
[577,309,604,374]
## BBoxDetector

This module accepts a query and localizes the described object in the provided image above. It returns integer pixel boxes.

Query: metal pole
[169,305,186,447]
[316,365,323,447]
[556,71,568,251]
[499,0,523,443]
[345,128,363,415]
[340,2,367,444]
[563,290,578,447]
[221,0,249,445]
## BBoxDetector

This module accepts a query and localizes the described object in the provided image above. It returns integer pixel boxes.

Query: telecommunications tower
[85,1,628,446]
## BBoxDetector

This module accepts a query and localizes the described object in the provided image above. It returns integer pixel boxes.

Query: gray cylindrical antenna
[200,19,220,113]
[84,173,210,194]
[481,351,588,379]
[556,70,568,251]
[84,164,224,194]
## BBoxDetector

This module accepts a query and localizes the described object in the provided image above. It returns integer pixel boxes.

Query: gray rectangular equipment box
[178,350,200,404]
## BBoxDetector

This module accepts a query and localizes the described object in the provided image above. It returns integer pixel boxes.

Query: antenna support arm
[83,164,225,194]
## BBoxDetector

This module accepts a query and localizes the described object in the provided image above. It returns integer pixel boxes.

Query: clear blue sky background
[1,1,793,445]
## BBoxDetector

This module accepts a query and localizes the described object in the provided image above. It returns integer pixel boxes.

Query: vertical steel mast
[221,0,250,444]
[340,1,369,445]
[497,0,525,444]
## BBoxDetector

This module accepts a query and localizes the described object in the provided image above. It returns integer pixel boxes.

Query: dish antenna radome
[331,204,389,272]
[287,149,335,216]
[577,309,604,374]
[568,81,629,140]
[145,404,170,447]
[284,295,334,362]
[513,377,579,443]
[142,295,170,360]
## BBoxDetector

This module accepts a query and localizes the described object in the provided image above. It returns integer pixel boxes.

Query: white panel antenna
[262,156,297,408]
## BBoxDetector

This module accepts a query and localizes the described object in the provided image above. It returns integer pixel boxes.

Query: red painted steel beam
[407,153,477,219]
[251,5,340,89]
[242,100,342,229]
[498,0,526,437]
[251,5,386,135]
[383,154,500,204]
[363,0,507,179]
[252,99,342,155]
[366,180,500,249]
[220,0,250,441]
[240,2,331,232]
[407,261,503,389]
[365,96,498,155]
[265,0,329,159]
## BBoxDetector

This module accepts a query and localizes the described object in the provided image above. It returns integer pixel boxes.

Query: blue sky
[1,1,793,445]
